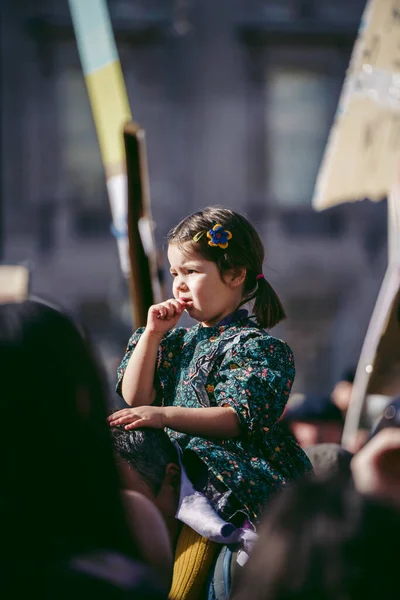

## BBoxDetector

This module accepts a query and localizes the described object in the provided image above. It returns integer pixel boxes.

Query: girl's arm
[108,405,241,438]
[121,299,185,407]
[163,406,241,438]
[121,329,163,406]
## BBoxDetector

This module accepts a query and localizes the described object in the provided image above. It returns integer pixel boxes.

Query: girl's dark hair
[166,206,286,328]
[231,475,400,600]
[0,300,139,563]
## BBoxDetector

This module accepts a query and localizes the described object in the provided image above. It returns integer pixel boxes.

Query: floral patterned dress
[116,315,312,521]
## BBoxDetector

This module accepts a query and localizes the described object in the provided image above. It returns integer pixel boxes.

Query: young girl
[109,207,312,525]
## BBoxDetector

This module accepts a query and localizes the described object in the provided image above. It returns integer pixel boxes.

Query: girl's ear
[225,267,246,287]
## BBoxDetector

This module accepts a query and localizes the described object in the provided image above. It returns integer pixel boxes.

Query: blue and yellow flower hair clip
[206,224,232,249]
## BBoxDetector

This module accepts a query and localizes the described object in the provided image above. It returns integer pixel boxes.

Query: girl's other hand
[108,406,166,430]
[146,299,185,336]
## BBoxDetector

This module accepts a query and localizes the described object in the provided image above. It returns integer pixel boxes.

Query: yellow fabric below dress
[169,525,220,600]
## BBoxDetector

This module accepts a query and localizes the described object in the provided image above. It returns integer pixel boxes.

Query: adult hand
[351,427,400,509]
[108,406,166,430]
[146,299,185,336]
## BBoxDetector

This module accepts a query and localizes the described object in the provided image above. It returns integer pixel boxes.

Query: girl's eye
[188,270,196,274]
[170,272,178,278]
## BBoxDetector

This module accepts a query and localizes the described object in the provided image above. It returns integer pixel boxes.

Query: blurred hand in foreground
[351,428,400,510]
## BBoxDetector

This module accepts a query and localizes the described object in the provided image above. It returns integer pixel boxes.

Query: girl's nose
[175,277,188,291]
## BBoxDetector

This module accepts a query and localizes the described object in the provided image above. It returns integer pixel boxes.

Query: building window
[265,65,340,206]
[58,65,110,236]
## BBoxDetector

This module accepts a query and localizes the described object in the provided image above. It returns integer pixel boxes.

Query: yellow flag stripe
[85,60,132,166]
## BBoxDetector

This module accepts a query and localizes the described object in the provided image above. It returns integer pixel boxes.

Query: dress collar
[195,309,250,340]
[217,308,249,327]
[195,309,251,340]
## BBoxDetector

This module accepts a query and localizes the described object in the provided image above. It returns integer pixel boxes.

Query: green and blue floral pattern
[117,317,312,520]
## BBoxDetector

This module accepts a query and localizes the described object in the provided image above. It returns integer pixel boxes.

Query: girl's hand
[108,406,166,430]
[146,299,185,336]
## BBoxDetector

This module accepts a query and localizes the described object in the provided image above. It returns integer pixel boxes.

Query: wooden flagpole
[124,122,162,327]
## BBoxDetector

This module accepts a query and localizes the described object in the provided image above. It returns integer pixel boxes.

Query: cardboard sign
[0,265,30,303]
[310,0,400,447]
[313,0,400,210]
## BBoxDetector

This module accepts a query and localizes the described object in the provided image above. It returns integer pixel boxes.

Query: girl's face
[168,243,245,327]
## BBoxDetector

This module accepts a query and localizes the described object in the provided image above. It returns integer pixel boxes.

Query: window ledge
[26,14,171,44]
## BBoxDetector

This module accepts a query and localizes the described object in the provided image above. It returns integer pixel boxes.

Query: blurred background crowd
[1,0,387,403]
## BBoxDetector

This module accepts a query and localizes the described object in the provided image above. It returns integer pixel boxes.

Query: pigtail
[253,277,286,329]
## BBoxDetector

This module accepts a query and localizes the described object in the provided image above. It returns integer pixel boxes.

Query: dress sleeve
[213,335,295,441]
[115,327,145,397]
[116,327,189,403]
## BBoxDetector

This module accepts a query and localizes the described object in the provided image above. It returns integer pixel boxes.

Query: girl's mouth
[181,299,193,308]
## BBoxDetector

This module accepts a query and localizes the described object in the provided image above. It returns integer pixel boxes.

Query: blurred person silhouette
[282,393,344,449]
[231,475,399,600]
[112,426,253,600]
[369,395,400,437]
[330,367,356,416]
[0,300,171,598]
[112,427,182,548]
[305,397,400,482]
[351,397,400,510]
[282,367,356,451]
[304,443,352,478]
